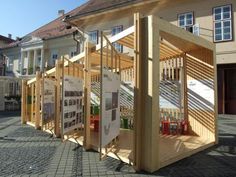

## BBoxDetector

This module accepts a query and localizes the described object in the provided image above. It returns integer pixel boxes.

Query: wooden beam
[157,17,214,51]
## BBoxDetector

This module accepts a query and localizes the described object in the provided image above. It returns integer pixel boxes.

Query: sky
[0,0,88,39]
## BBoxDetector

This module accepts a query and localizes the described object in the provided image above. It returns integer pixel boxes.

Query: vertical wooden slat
[21,80,27,124]
[84,42,91,149]
[55,60,61,138]
[31,84,34,123]
[183,54,188,120]
[35,71,41,129]
[99,31,104,159]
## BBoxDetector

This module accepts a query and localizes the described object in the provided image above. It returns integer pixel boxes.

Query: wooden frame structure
[21,13,217,173]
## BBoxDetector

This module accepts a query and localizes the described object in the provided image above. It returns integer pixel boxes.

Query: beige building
[65,0,235,114]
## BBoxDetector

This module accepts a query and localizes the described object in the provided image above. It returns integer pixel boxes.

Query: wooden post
[21,80,27,124]
[100,31,104,160]
[84,42,91,149]
[35,71,41,129]
[55,60,61,138]
[134,13,160,172]
[41,72,45,128]
[183,54,188,120]
[61,56,65,140]
[133,12,142,171]
[31,84,34,123]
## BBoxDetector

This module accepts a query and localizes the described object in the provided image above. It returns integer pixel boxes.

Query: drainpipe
[73,31,80,54]
[63,16,86,53]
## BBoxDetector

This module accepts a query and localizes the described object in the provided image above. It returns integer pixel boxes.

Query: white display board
[42,79,55,123]
[101,68,120,147]
[187,79,214,111]
[62,75,84,134]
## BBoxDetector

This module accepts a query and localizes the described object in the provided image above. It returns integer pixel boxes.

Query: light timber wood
[21,80,27,124]
[133,12,142,171]
[55,60,61,138]
[35,71,41,129]
[84,42,92,149]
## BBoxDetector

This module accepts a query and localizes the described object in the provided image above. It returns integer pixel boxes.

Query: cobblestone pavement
[0,112,236,177]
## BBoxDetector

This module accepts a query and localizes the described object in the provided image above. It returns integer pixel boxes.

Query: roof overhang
[66,0,161,27]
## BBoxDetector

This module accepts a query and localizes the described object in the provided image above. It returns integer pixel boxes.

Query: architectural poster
[42,79,55,123]
[101,68,120,147]
[62,75,84,134]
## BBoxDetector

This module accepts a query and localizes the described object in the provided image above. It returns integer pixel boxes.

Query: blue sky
[0,0,87,39]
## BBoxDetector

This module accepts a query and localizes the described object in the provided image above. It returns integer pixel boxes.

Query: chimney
[58,10,65,17]
[8,34,12,39]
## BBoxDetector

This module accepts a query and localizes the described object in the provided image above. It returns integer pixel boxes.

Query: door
[225,69,236,114]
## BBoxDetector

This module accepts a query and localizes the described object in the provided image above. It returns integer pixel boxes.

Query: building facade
[67,0,236,114]
[0,34,15,76]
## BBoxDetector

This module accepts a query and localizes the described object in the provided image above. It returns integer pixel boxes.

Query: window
[88,30,98,44]
[213,5,232,42]
[178,12,193,28]
[112,25,123,52]
[51,51,58,66]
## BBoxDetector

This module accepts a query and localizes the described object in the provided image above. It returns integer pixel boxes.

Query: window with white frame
[178,12,193,28]
[112,25,123,53]
[88,30,98,44]
[213,5,232,42]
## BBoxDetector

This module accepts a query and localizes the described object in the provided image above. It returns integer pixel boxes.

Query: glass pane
[216,28,222,34]
[224,21,230,27]
[186,14,192,19]
[223,6,230,13]
[223,27,230,33]
[179,20,185,26]
[215,34,222,41]
[215,14,221,20]
[179,15,185,21]
[215,22,221,29]
[214,8,221,14]
[223,12,230,19]
[224,33,231,40]
[112,29,116,36]
[186,19,192,25]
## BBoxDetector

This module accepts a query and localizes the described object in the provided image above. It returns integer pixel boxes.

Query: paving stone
[1,114,236,177]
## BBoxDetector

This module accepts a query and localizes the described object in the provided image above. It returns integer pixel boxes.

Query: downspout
[63,16,86,53]
[73,31,80,54]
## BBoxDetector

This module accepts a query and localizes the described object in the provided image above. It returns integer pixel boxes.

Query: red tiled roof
[2,4,88,49]
[28,5,87,40]
[0,35,15,44]
[2,0,148,49]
